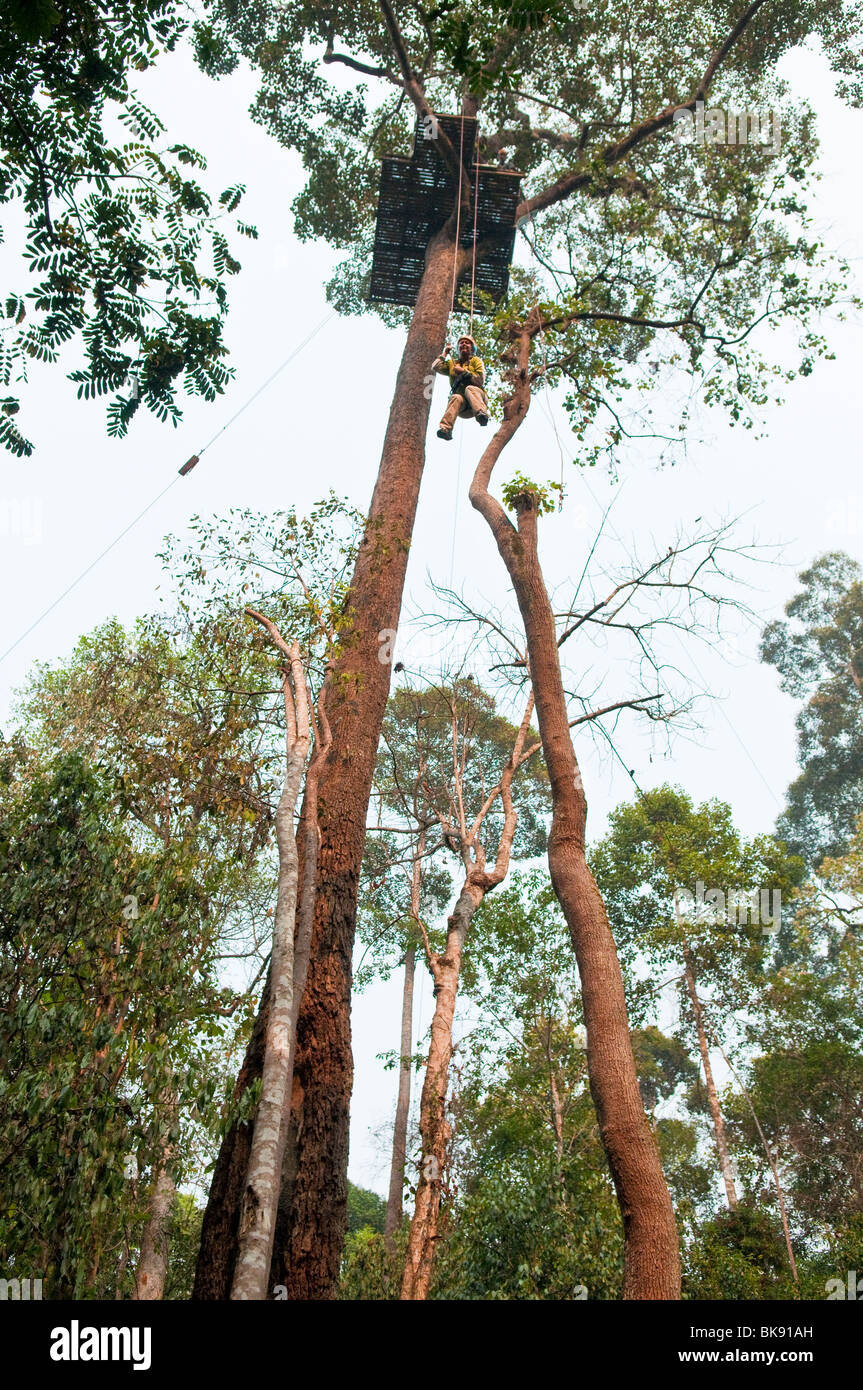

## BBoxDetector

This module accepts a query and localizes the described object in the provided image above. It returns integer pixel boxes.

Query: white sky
[0,40,860,1197]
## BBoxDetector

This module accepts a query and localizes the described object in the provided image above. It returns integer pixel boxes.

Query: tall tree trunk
[195,226,462,1300]
[385,944,416,1249]
[274,228,459,1301]
[682,946,738,1211]
[400,898,467,1300]
[132,1164,175,1301]
[231,639,310,1300]
[469,327,680,1299]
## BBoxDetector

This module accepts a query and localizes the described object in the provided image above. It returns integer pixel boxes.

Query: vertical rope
[469,132,481,336]
[449,104,467,322]
[449,426,463,588]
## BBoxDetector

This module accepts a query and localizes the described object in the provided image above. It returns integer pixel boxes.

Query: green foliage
[501,473,560,515]
[683,1206,798,1300]
[761,552,863,864]
[338,1225,404,1300]
[432,871,623,1298]
[346,1180,386,1235]
[193,0,858,467]
[434,1162,622,1300]
[728,1040,863,1238]
[1,496,365,1295]
[164,1194,205,1300]
[0,752,233,1296]
[632,1025,700,1114]
[591,784,806,1027]
[0,1,255,452]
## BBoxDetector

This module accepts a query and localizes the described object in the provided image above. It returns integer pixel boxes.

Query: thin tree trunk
[132,1165,175,1301]
[469,326,680,1299]
[400,904,466,1299]
[400,704,529,1299]
[681,947,738,1210]
[548,1053,565,1169]
[196,224,464,1301]
[385,944,416,1249]
[708,1030,800,1293]
[230,638,310,1300]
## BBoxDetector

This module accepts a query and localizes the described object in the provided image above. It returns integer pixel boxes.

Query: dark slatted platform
[369,113,522,311]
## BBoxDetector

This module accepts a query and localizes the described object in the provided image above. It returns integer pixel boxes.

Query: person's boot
[476,411,489,426]
[437,426,453,440]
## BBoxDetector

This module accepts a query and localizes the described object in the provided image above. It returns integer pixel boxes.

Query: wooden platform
[369,113,522,310]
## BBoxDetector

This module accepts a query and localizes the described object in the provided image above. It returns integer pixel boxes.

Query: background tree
[5,496,360,1299]
[591,785,804,1214]
[761,551,863,865]
[728,816,863,1242]
[0,749,234,1297]
[353,676,549,1294]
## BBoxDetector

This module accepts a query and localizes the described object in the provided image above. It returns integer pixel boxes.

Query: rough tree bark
[385,944,416,1249]
[468,325,680,1299]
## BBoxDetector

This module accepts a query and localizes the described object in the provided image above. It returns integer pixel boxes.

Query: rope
[0,310,337,668]
[449,425,463,588]
[447,106,482,340]
[193,309,337,465]
[0,476,181,666]
[469,134,481,336]
[448,107,467,323]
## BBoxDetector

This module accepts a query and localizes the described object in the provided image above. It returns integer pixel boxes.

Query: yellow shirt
[433,354,486,390]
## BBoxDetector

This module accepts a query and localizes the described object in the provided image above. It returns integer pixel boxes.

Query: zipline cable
[0,309,337,668]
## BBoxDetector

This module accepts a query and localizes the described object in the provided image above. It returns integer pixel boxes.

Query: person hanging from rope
[432,334,489,440]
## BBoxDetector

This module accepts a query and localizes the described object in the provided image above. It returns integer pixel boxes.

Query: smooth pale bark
[400,706,528,1299]
[230,638,310,1300]
[132,1164,175,1301]
[385,944,416,1249]
[708,1030,800,1292]
[469,327,680,1300]
[195,225,465,1301]
[194,775,325,1300]
[681,945,739,1211]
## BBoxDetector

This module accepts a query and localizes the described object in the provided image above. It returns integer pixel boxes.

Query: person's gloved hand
[454,371,473,391]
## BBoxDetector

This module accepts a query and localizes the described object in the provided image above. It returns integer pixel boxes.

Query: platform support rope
[446,103,482,340]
